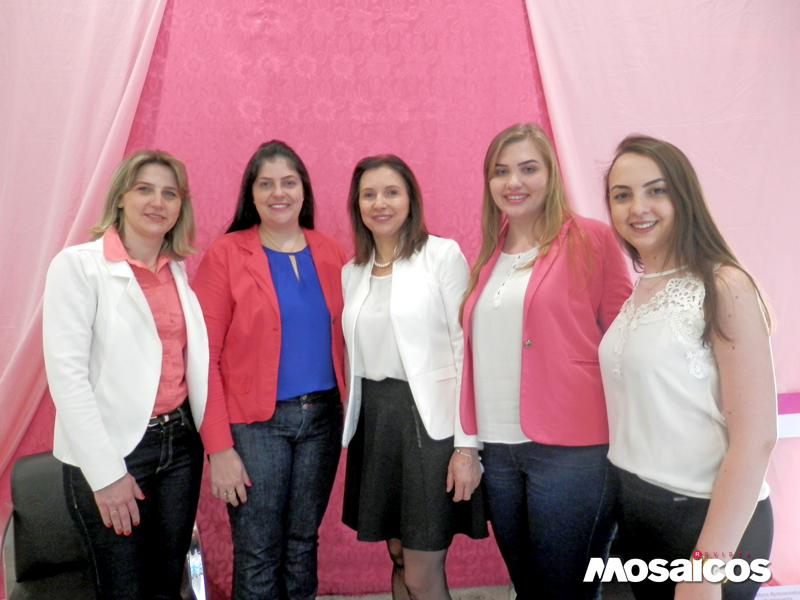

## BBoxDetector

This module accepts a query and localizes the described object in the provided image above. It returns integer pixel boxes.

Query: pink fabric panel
[127,0,550,596]
[524,0,799,585]
[0,0,167,481]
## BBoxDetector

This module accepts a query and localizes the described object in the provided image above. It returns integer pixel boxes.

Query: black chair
[0,452,206,600]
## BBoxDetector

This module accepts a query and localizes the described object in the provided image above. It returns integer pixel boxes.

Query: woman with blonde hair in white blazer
[43,150,207,600]
[341,155,487,600]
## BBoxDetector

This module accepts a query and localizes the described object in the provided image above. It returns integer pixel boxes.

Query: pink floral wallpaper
[124,1,551,595]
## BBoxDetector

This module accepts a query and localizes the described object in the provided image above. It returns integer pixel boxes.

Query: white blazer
[43,238,208,491]
[341,235,477,448]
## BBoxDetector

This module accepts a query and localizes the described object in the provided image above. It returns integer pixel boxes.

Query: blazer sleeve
[43,249,128,490]
[595,224,633,332]
[192,240,237,454]
[431,240,478,448]
[341,260,354,389]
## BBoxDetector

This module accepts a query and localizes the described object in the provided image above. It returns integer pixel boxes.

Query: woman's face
[607,153,675,265]
[489,139,549,227]
[358,166,410,247]
[252,157,304,232]
[117,163,181,246]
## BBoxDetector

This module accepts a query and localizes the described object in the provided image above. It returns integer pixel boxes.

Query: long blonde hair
[461,123,579,322]
[90,150,195,259]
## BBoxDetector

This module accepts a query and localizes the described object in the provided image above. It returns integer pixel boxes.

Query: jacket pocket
[224,374,251,394]
[568,357,600,366]
[431,364,457,381]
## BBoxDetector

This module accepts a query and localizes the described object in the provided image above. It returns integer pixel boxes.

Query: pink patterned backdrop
[4,0,551,597]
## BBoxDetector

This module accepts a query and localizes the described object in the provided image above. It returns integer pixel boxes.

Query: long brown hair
[228,140,315,233]
[90,149,195,259]
[347,155,429,265]
[604,135,771,343]
[461,123,581,322]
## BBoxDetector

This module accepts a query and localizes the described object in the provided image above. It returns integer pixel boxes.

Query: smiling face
[358,166,411,248]
[489,139,549,231]
[607,152,676,269]
[252,157,304,232]
[117,163,182,247]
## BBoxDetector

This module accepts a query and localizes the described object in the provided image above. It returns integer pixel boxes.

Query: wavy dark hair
[228,140,315,233]
[347,155,428,265]
[604,135,771,343]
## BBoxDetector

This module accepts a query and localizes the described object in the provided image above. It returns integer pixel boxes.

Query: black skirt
[343,378,488,551]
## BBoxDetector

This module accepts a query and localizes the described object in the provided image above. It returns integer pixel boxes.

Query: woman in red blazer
[459,124,632,600]
[193,141,346,600]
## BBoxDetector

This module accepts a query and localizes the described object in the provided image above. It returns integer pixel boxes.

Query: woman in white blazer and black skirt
[43,150,207,600]
[341,155,487,600]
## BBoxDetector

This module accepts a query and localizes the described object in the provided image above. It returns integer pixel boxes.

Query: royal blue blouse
[264,246,337,400]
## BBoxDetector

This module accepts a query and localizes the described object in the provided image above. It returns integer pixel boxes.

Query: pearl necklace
[373,245,397,269]
[641,265,687,279]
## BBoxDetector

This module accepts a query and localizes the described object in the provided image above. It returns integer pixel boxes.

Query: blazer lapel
[107,259,155,328]
[522,219,570,314]
[345,257,373,348]
[241,227,280,317]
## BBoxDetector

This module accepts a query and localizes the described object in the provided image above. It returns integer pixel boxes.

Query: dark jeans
[616,467,773,600]
[228,387,342,600]
[63,401,203,600]
[481,441,615,600]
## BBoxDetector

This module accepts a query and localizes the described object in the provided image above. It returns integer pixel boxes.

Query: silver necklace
[641,265,687,279]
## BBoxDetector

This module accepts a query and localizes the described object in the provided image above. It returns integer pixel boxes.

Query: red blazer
[460,215,632,446]
[193,226,347,454]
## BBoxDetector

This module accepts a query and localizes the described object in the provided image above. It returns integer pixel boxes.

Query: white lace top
[599,272,769,500]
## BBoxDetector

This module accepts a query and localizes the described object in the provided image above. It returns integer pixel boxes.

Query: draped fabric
[524,0,800,585]
[0,0,168,486]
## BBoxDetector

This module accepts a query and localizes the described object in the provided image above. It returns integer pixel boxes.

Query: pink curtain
[0,0,168,481]
[524,0,800,585]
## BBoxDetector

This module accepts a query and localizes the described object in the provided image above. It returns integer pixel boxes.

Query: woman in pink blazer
[459,123,632,599]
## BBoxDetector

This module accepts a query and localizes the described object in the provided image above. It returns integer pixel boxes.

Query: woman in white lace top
[598,136,776,600]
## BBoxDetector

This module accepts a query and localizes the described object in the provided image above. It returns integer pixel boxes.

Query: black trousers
[615,467,773,600]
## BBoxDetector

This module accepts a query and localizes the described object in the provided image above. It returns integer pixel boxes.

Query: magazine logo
[583,557,771,583]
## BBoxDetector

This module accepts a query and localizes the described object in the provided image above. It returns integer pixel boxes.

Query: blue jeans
[481,441,615,600]
[228,387,342,600]
[63,401,203,600]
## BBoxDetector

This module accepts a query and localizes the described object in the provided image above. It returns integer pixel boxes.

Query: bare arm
[675,267,777,600]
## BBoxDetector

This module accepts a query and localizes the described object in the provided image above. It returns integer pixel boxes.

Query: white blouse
[471,248,538,444]
[599,272,769,500]
[354,274,407,382]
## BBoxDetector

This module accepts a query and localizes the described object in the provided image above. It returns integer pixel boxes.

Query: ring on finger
[111,509,118,514]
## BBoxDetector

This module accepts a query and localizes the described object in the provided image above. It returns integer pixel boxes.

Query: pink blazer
[460,215,632,446]
[193,226,347,454]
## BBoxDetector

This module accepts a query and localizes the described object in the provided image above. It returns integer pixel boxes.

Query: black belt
[148,401,188,427]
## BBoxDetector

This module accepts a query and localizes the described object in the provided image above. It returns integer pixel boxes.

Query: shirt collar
[102,228,171,272]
